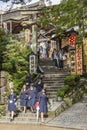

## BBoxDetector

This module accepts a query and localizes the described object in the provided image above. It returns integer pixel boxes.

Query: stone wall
[0,71,7,104]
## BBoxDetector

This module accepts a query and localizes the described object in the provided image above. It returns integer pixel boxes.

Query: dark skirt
[20,99,27,107]
[40,104,48,113]
[8,102,16,112]
[27,98,36,107]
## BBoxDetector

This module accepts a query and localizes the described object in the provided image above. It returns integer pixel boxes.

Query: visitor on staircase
[36,78,44,93]
[42,42,47,59]
[38,88,50,123]
[52,48,58,67]
[58,49,64,69]
[20,84,28,113]
[26,83,37,113]
[25,82,30,90]
[8,88,17,121]
[35,100,40,121]
[26,73,33,84]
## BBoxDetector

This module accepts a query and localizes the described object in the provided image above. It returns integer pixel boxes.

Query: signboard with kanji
[70,50,76,74]
[76,45,83,75]
[29,54,36,74]
[25,29,31,43]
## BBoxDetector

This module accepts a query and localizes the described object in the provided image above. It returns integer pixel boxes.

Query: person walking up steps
[58,49,63,69]
[52,48,58,68]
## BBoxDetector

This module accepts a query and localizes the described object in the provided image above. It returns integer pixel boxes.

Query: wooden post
[31,24,37,53]
[0,13,3,28]
[10,20,12,34]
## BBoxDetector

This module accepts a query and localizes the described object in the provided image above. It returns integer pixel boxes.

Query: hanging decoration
[69,35,77,46]
[76,45,83,75]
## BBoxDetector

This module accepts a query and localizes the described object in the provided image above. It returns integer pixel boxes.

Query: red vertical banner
[76,45,83,75]
[69,35,77,46]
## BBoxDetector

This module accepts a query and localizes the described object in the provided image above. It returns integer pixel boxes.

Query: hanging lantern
[69,35,77,46]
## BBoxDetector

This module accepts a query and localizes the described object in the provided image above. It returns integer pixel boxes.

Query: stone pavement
[46,96,87,130]
[0,124,75,130]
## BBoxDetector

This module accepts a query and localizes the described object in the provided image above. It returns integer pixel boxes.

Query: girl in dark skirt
[27,83,36,112]
[8,89,17,121]
[20,84,27,113]
[38,89,50,123]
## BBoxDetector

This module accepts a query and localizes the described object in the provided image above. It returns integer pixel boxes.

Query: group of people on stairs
[52,49,66,69]
[8,74,50,123]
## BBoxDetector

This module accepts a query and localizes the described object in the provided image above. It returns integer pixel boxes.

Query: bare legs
[41,112,44,122]
[10,111,15,121]
[23,106,26,113]
[21,106,26,113]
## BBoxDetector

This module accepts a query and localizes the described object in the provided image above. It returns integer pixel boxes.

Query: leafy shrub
[82,73,87,78]
[0,31,32,95]
[31,73,38,80]
[56,75,81,99]
[57,85,71,98]
[64,75,80,87]
[0,106,3,112]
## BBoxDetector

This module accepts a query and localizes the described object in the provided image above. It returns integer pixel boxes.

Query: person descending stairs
[0,58,69,124]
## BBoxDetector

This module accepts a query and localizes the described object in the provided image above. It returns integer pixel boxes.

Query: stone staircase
[0,110,50,124]
[39,58,69,99]
[0,58,69,124]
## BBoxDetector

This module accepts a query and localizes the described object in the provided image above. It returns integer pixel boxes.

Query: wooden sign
[61,37,69,48]
[70,50,76,74]
[76,45,83,75]
[25,29,30,43]
[29,54,36,74]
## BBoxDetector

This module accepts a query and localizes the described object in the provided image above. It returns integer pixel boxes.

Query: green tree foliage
[3,38,31,94]
[0,28,31,94]
[37,0,87,37]
[0,28,9,70]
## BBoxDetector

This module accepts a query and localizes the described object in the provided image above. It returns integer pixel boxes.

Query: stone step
[47,95,56,99]
[42,68,62,71]
[43,70,66,73]
[44,73,69,78]
[44,83,64,87]
[42,68,69,73]
[6,112,35,117]
[43,78,65,81]
[42,67,59,70]
[44,83,64,86]
[44,81,64,84]
[39,60,53,66]
[47,90,58,93]
[1,116,36,121]
[18,112,35,117]
[45,86,61,89]
[0,118,41,124]
[44,75,65,78]
[43,79,65,82]
[46,88,60,92]
[0,115,51,124]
